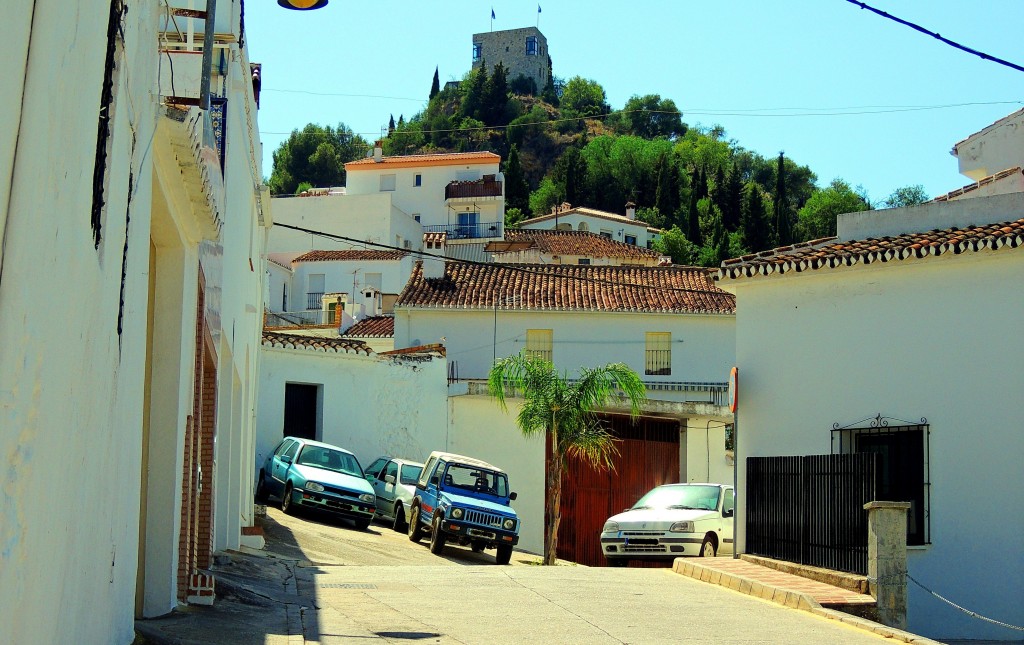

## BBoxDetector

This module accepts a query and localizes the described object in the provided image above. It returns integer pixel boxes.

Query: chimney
[362,287,383,316]
[373,140,383,163]
[625,201,636,220]
[422,232,447,280]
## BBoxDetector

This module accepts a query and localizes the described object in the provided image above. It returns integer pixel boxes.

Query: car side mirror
[509,492,517,501]
[430,475,439,486]
[385,474,396,485]
[281,455,292,464]
[723,508,734,518]
[364,473,374,481]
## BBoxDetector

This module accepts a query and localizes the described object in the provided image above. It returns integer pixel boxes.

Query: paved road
[261,506,891,644]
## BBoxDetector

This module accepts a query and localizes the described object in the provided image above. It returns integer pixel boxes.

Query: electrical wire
[846,1,1024,74]
[271,221,733,298]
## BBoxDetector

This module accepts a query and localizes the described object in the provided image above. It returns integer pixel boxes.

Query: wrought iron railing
[306,292,324,310]
[645,349,671,376]
[422,222,501,240]
[445,179,503,200]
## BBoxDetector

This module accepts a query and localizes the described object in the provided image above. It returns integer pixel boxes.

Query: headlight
[603,521,618,533]
[304,482,324,492]
[451,508,464,519]
[503,518,516,530]
[359,493,375,503]
[670,521,694,533]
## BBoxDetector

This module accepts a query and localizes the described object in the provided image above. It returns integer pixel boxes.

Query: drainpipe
[199,0,218,110]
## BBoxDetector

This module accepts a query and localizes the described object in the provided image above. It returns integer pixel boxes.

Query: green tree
[429,66,440,100]
[741,181,772,252]
[883,184,929,208]
[488,353,646,565]
[654,153,680,223]
[529,177,562,216]
[653,226,699,265]
[613,94,686,139]
[797,178,870,240]
[773,152,794,246]
[720,162,743,232]
[388,114,396,133]
[483,62,510,125]
[269,123,369,195]
[461,66,488,122]
[553,145,587,207]
[504,145,531,214]
[505,207,526,228]
[685,167,705,246]
[560,76,608,118]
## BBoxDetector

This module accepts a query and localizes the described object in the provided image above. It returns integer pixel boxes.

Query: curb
[671,559,944,645]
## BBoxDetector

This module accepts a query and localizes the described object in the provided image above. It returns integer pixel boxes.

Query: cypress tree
[773,152,794,246]
[483,62,509,125]
[388,114,396,134]
[741,181,771,252]
[429,66,441,100]
[722,161,743,232]
[686,167,703,246]
[462,64,487,121]
[655,153,680,222]
[504,145,531,214]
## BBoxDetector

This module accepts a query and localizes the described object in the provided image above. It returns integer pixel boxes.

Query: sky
[244,1,1024,204]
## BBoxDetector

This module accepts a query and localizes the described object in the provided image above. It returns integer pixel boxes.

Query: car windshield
[400,464,423,485]
[631,485,721,511]
[443,464,508,497]
[295,446,361,477]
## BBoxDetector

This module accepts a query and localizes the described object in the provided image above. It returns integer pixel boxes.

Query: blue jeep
[408,451,520,564]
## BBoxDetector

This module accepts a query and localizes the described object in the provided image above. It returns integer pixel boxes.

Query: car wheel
[353,517,371,531]
[281,483,295,515]
[495,544,513,565]
[699,534,717,557]
[471,540,485,553]
[429,514,446,555]
[392,502,407,533]
[408,505,424,542]
[255,472,268,503]
[607,558,628,567]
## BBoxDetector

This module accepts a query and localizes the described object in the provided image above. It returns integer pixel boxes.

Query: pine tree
[722,162,743,232]
[504,145,530,214]
[773,152,793,246]
[741,181,771,252]
[429,66,440,100]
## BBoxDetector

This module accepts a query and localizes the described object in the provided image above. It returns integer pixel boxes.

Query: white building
[718,191,1024,641]
[2,1,267,642]
[393,246,737,561]
[487,228,671,266]
[519,202,661,249]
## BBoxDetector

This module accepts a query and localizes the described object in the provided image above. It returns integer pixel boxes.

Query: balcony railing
[306,292,325,310]
[645,349,672,376]
[423,222,502,240]
[445,179,503,200]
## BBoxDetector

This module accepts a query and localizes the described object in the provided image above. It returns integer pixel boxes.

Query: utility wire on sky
[846,0,1024,74]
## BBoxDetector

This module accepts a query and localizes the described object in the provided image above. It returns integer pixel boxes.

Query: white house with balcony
[488,228,671,266]
[519,202,661,249]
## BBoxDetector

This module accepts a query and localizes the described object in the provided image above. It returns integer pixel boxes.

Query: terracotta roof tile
[423,232,448,245]
[262,331,372,354]
[718,217,1024,282]
[487,229,665,261]
[396,263,734,314]
[343,316,395,338]
[346,151,499,169]
[931,167,1022,202]
[292,250,407,262]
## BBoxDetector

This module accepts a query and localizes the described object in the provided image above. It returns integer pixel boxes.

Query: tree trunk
[544,416,560,565]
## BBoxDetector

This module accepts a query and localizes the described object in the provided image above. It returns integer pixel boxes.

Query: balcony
[306,292,325,310]
[445,179,503,201]
[423,222,502,240]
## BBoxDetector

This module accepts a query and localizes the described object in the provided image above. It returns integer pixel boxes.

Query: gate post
[864,501,910,630]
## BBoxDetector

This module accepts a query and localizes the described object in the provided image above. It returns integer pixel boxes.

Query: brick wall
[196,345,217,569]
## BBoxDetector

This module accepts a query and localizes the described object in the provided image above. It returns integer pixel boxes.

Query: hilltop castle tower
[471,27,549,92]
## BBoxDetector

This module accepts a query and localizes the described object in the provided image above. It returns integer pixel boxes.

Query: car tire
[408,505,424,542]
[471,540,485,553]
[353,517,371,531]
[392,502,407,533]
[495,544,513,565]
[255,472,268,503]
[281,483,295,515]
[607,558,628,567]
[429,514,446,555]
[698,534,717,557]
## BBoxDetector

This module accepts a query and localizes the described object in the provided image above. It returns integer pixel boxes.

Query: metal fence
[746,453,878,575]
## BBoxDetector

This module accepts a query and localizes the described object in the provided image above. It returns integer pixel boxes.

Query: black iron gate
[746,453,878,575]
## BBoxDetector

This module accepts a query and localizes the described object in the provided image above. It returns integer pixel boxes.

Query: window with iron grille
[832,417,930,545]
[525,329,552,362]
[645,332,671,375]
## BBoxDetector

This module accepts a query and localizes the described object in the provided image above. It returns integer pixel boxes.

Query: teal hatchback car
[256,437,376,529]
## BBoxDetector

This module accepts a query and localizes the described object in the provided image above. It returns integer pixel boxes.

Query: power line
[846,0,1024,74]
[262,88,425,102]
[271,221,733,299]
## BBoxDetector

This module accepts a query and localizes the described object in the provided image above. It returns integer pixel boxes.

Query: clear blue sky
[245,1,1023,203]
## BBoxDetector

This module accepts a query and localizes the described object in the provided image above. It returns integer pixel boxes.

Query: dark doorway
[856,428,926,545]
[283,383,319,440]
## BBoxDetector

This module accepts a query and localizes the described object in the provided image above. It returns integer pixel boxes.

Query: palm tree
[487,352,646,565]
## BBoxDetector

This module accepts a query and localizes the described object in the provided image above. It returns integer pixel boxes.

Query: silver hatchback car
[363,456,425,532]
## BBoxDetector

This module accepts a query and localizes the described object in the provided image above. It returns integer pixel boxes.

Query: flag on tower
[491,8,496,19]
[538,4,542,13]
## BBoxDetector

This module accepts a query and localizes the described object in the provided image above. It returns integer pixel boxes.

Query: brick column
[864,501,910,630]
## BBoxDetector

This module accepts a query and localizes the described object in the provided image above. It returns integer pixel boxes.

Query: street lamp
[278,0,328,9]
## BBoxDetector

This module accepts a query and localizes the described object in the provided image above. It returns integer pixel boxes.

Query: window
[384,461,399,482]
[645,332,672,375]
[577,222,589,232]
[526,36,538,55]
[525,329,553,362]
[282,283,288,312]
[281,441,300,461]
[833,421,930,545]
[457,211,479,238]
[625,234,637,246]
[722,489,735,516]
[380,174,396,191]
[307,274,325,310]
[472,42,482,62]
[365,457,388,479]
[414,174,422,187]
[577,258,591,265]
[600,230,613,240]
[413,214,421,222]
[283,383,321,440]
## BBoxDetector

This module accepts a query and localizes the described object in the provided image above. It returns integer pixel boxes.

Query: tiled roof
[520,205,652,228]
[396,263,734,314]
[718,218,1024,281]
[423,232,448,245]
[489,229,664,260]
[346,151,500,169]
[931,167,1022,202]
[343,316,395,338]
[292,250,407,262]
[262,331,372,355]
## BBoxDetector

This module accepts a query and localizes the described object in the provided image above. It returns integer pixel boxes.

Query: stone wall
[472,27,549,91]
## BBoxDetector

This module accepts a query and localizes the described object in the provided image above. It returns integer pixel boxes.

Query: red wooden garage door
[550,415,680,567]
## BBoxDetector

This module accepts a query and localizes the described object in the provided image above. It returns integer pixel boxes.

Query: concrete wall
[729,250,1024,641]
[268,193,423,253]
[256,345,448,475]
[953,108,1024,180]
[838,191,1024,241]
[0,2,159,643]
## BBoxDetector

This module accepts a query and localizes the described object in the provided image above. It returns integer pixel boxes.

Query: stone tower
[471,27,549,93]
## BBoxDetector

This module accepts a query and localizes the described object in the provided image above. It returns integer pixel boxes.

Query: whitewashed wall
[730,251,1024,641]
[954,109,1024,180]
[0,2,159,643]
[290,255,415,309]
[522,213,655,248]
[268,193,423,253]
[395,308,735,384]
[256,346,448,474]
